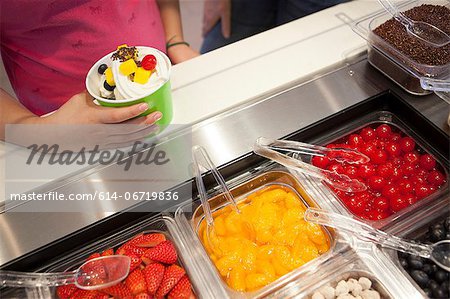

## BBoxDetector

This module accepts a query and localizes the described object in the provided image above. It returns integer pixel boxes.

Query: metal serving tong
[253,137,369,192]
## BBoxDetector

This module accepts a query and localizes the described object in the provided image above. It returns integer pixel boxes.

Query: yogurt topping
[111,47,170,100]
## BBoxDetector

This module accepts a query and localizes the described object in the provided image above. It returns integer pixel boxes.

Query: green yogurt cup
[86,46,173,126]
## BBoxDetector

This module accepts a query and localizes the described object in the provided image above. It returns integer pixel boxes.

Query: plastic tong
[192,145,240,251]
[253,137,369,192]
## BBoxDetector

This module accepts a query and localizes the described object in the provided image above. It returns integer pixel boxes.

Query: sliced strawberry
[129,233,166,247]
[86,252,101,261]
[102,283,132,298]
[129,254,142,272]
[117,243,147,257]
[143,263,165,295]
[125,268,147,295]
[168,275,192,299]
[56,284,78,299]
[101,248,114,256]
[134,293,152,299]
[141,240,177,265]
[155,265,185,298]
[69,289,99,299]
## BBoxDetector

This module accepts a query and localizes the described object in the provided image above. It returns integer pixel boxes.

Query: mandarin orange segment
[272,260,290,277]
[255,229,273,244]
[216,253,239,276]
[198,185,331,292]
[224,211,242,234]
[298,243,319,262]
[228,266,246,292]
[306,222,328,245]
[282,207,305,226]
[284,192,301,208]
[256,244,275,260]
[213,215,227,236]
[241,220,256,241]
[245,273,271,292]
[261,188,287,203]
[255,260,276,279]
[317,242,331,254]
[273,245,293,269]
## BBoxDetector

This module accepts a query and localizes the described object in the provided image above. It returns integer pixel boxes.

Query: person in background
[0,0,199,141]
[201,0,350,53]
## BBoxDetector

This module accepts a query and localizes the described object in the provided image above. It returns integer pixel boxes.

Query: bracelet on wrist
[166,41,190,51]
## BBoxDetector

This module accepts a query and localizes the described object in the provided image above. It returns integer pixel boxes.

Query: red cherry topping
[404,152,420,165]
[399,137,415,153]
[343,165,359,179]
[311,156,330,169]
[141,54,157,71]
[360,127,376,142]
[415,184,432,200]
[367,176,386,191]
[419,154,436,170]
[348,197,367,215]
[427,170,446,187]
[398,179,414,194]
[371,149,388,164]
[348,134,365,148]
[385,142,402,157]
[323,123,446,220]
[381,185,400,199]
[390,195,409,212]
[377,163,394,178]
[374,197,389,212]
[375,124,392,139]
[358,164,376,179]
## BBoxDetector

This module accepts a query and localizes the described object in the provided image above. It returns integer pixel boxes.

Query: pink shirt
[1,0,166,116]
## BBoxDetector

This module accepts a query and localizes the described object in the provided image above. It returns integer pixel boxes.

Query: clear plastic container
[352,0,450,95]
[297,110,449,229]
[383,202,450,298]
[265,248,403,299]
[174,169,354,298]
[0,216,204,299]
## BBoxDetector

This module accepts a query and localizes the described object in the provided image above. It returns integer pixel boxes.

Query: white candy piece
[351,282,363,297]
[347,280,355,292]
[319,285,336,299]
[358,277,372,290]
[337,294,354,299]
[335,280,350,296]
[361,289,380,299]
[312,292,325,299]
[348,278,358,286]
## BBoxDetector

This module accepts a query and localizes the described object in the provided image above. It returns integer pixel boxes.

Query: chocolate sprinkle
[373,4,450,66]
[111,46,139,62]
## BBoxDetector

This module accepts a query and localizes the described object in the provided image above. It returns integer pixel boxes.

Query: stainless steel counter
[1,56,449,267]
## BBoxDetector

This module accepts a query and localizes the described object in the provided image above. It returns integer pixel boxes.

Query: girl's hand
[202,0,231,38]
[9,91,164,151]
[42,90,162,125]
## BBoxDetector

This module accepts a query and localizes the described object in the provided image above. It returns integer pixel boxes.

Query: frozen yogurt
[95,45,170,101]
